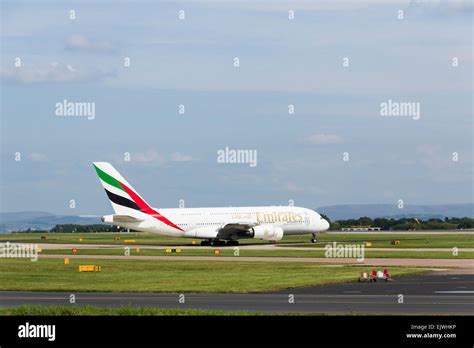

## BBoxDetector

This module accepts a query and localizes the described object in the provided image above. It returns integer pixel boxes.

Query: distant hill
[317,203,474,221]
[1,204,473,232]
[0,211,101,232]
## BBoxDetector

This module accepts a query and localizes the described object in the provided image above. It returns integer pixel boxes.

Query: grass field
[279,233,474,249]
[0,232,213,246]
[0,305,376,316]
[2,232,473,248]
[0,305,268,316]
[0,258,427,293]
[39,247,474,259]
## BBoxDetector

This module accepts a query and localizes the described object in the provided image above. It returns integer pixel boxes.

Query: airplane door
[304,212,310,227]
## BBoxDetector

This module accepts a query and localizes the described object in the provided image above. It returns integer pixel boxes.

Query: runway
[325,231,474,234]
[28,242,474,252]
[37,253,474,270]
[1,273,472,314]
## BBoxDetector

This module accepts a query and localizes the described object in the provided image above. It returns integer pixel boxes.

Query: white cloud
[66,35,115,53]
[29,152,48,161]
[1,61,115,84]
[416,144,440,157]
[407,0,473,15]
[118,150,193,166]
[416,144,445,169]
[197,0,411,12]
[304,133,342,145]
[132,150,166,166]
[171,152,193,162]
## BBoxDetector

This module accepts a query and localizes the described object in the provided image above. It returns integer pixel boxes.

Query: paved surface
[37,253,474,271]
[23,242,474,252]
[325,231,474,234]
[1,273,472,314]
[276,247,474,251]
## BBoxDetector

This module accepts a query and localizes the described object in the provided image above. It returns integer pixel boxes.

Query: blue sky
[1,0,472,215]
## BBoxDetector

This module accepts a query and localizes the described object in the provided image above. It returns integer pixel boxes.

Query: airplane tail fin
[93,162,184,232]
[92,162,154,217]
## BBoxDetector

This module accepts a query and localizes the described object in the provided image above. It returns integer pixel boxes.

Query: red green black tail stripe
[94,165,125,192]
[105,188,141,211]
[118,182,184,232]
[94,164,183,232]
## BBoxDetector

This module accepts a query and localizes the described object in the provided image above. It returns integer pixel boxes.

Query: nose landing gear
[311,233,318,243]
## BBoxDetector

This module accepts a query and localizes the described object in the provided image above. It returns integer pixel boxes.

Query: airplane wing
[216,222,256,239]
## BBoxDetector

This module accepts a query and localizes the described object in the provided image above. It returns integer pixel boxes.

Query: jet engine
[251,225,284,241]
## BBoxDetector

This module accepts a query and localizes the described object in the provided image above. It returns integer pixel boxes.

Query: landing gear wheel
[226,240,239,246]
[200,240,211,246]
[311,238,317,243]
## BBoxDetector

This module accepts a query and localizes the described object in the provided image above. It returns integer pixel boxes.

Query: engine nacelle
[251,225,284,241]
[188,227,219,239]
[101,215,114,224]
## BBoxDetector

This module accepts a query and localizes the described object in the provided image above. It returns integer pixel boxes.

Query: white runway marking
[434,291,474,294]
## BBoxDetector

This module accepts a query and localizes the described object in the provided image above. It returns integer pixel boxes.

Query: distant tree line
[10,217,474,233]
[15,224,129,233]
[50,224,129,233]
[322,215,474,231]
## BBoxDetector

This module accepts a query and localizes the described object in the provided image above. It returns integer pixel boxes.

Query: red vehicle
[359,269,393,282]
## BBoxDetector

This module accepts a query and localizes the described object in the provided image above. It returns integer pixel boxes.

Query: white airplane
[93,162,330,246]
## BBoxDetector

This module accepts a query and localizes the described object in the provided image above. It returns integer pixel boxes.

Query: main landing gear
[311,233,318,244]
[200,239,239,246]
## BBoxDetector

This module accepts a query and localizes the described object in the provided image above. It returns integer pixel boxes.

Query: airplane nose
[322,219,330,231]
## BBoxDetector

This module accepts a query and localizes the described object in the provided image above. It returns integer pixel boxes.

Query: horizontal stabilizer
[108,215,144,223]
[113,215,144,223]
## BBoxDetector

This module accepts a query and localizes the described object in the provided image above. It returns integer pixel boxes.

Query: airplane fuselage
[103,205,329,240]
[94,162,330,243]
